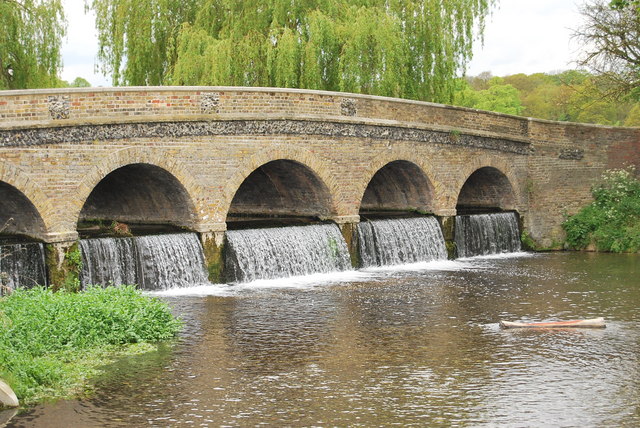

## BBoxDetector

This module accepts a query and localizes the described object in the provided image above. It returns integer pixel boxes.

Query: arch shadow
[226,159,334,228]
[0,162,50,240]
[359,160,436,218]
[221,146,341,226]
[0,181,47,240]
[456,166,518,214]
[78,163,198,234]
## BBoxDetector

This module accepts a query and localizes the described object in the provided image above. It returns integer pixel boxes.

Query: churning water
[358,217,447,267]
[225,224,352,283]
[455,212,521,257]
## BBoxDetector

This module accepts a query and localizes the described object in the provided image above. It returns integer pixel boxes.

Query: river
[6,251,639,427]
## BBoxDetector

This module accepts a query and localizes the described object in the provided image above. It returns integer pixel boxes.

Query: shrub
[563,168,640,252]
[0,285,181,404]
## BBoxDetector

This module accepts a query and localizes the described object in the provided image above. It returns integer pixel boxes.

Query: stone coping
[1,85,635,129]
[0,85,526,122]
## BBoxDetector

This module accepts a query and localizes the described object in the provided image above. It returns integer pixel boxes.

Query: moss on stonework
[439,216,455,242]
[337,222,359,268]
[201,234,225,283]
[445,240,457,260]
[46,242,82,292]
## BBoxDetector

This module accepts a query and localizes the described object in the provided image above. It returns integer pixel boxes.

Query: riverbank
[563,168,640,253]
[0,286,181,407]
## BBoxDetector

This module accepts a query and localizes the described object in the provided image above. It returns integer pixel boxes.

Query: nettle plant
[563,167,640,252]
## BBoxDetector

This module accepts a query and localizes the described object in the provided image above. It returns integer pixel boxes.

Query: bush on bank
[563,168,640,252]
[0,285,181,405]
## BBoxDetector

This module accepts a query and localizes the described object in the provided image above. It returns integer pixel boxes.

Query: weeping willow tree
[91,0,495,102]
[88,0,200,85]
[0,0,66,89]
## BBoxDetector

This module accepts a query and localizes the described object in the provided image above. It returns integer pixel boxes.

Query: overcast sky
[60,0,585,87]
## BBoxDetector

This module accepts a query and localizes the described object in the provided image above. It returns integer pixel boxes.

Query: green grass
[0,285,181,405]
[563,168,640,253]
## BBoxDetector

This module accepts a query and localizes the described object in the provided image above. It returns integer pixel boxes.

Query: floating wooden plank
[500,317,606,329]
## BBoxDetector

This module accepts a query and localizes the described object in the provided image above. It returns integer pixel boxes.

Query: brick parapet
[0,86,532,142]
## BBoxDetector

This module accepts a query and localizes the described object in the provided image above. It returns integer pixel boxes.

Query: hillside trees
[88,0,496,103]
[453,70,639,126]
[0,0,66,89]
[453,76,523,115]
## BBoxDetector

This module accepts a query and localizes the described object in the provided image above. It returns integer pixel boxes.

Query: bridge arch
[222,147,340,225]
[75,148,203,231]
[0,162,49,240]
[453,157,522,214]
[356,150,446,216]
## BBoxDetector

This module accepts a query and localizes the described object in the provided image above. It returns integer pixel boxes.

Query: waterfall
[0,242,47,289]
[80,237,138,287]
[455,212,521,258]
[357,217,447,267]
[135,234,209,289]
[225,224,352,283]
[80,233,209,290]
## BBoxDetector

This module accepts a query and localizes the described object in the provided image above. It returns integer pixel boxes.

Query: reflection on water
[9,253,640,427]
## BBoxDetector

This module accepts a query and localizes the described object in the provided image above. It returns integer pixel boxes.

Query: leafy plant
[563,167,640,252]
[0,285,182,404]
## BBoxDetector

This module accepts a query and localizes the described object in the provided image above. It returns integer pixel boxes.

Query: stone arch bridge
[1,87,638,281]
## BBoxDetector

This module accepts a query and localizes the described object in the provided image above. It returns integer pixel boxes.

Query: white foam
[361,258,469,273]
[149,252,536,297]
[456,251,535,261]
[149,270,369,296]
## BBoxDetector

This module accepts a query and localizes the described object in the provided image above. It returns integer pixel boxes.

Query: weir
[79,233,209,290]
[454,212,521,258]
[357,217,448,267]
[1,214,525,290]
[225,224,352,283]
[0,242,47,289]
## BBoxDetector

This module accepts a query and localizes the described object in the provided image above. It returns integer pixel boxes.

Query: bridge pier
[437,215,457,260]
[198,224,227,284]
[332,215,360,268]
[44,240,82,291]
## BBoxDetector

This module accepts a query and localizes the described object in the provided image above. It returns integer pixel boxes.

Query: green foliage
[520,230,537,251]
[87,0,200,85]
[0,0,66,89]
[70,77,91,87]
[563,168,640,252]
[0,285,182,404]
[90,0,496,103]
[454,76,523,115]
[46,243,83,293]
[610,0,639,9]
[624,103,640,126]
[454,70,637,125]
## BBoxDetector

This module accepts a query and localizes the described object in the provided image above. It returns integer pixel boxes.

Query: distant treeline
[453,71,640,127]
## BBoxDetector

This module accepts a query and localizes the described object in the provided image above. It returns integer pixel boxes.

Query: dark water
[6,252,640,427]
